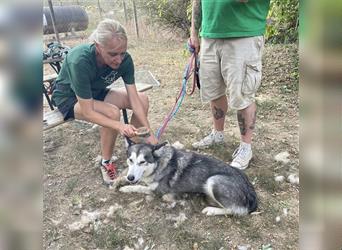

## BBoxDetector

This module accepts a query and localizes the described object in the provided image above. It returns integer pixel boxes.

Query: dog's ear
[151,141,168,158]
[152,141,168,152]
[125,137,135,147]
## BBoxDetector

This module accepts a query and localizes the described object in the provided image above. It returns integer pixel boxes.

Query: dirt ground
[43,35,299,250]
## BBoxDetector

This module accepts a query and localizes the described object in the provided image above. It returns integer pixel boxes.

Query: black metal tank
[43,5,89,34]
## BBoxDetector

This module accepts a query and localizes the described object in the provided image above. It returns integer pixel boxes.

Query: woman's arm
[125,84,158,144]
[76,97,137,137]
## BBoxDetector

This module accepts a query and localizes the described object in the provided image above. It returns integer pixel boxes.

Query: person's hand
[119,124,137,138]
[190,34,200,54]
[145,134,158,145]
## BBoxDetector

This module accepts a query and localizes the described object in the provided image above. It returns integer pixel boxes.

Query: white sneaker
[230,142,252,170]
[192,130,224,149]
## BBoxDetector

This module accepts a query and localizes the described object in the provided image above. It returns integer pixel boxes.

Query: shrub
[266,0,299,43]
[139,0,299,43]
[138,0,191,37]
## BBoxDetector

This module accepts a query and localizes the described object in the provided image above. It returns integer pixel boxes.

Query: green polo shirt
[52,44,134,106]
[200,0,270,38]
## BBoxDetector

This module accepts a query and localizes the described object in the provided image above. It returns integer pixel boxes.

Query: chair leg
[122,109,129,124]
[43,85,54,110]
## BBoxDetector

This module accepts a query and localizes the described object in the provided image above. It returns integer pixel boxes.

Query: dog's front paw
[119,185,135,193]
[162,193,176,203]
[119,185,152,194]
[201,207,223,216]
[112,176,128,190]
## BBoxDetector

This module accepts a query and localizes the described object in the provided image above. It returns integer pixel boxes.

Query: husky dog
[118,142,258,216]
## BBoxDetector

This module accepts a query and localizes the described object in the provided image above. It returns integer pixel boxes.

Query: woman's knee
[107,105,120,120]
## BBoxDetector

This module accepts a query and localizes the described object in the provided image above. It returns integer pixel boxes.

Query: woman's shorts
[56,88,110,121]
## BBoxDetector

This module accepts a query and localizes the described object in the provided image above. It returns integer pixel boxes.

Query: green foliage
[266,0,299,43]
[139,0,299,43]
[138,0,191,37]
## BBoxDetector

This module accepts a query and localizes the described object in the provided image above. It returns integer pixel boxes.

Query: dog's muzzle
[126,174,138,184]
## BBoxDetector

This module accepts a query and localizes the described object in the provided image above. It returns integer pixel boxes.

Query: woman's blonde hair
[89,19,127,46]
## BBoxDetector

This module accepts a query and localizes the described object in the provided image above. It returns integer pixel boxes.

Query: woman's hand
[145,133,158,145]
[119,124,137,138]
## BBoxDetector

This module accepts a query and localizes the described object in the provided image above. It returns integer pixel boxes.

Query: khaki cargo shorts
[199,36,264,110]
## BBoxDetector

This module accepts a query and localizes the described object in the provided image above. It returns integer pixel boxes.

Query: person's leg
[74,100,120,161]
[237,102,256,144]
[99,121,118,161]
[192,38,226,149]
[211,95,228,131]
[192,94,227,149]
[222,36,264,169]
[103,89,149,128]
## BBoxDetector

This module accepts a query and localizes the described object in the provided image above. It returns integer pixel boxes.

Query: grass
[200,240,227,250]
[257,99,277,111]
[144,220,208,249]
[169,224,228,250]
[171,226,198,249]
[230,216,263,241]
[256,172,278,194]
[87,195,97,208]
[94,226,130,249]
[71,195,82,206]
[227,108,235,117]
[205,144,235,162]
[261,199,280,217]
[64,177,78,195]
[144,220,165,241]
[280,82,298,95]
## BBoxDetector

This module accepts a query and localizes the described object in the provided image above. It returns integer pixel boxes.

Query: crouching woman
[52,19,158,185]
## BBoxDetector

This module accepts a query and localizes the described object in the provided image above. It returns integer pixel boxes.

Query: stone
[274,151,290,164]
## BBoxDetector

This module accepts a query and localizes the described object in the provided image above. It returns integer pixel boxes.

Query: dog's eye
[139,161,146,165]
[129,159,133,163]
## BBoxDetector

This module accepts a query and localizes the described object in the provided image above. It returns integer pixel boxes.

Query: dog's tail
[246,184,258,213]
[225,168,258,214]
[233,168,258,214]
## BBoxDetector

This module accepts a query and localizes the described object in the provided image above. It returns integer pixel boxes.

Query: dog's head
[125,142,167,184]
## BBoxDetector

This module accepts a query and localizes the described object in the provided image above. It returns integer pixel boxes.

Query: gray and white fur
[119,142,258,216]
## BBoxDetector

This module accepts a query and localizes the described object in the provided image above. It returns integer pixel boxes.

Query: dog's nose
[127,175,135,182]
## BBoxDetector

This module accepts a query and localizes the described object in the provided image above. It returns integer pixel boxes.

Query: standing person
[52,19,158,185]
[190,0,270,170]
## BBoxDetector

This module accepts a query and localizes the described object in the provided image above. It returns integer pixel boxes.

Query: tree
[139,0,191,37]
[139,0,299,43]
[266,0,299,43]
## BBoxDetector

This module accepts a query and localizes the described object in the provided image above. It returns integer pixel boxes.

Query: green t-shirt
[200,0,270,38]
[52,44,134,106]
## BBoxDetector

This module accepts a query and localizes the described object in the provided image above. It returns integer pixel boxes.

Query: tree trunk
[122,0,128,24]
[97,0,103,18]
[132,0,139,38]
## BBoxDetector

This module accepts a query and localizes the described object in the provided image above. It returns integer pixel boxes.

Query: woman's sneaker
[230,142,252,170]
[99,160,117,185]
[192,129,224,149]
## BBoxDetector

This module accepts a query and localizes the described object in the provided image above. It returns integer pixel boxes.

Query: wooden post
[122,0,128,24]
[97,0,103,18]
[48,0,60,43]
[132,0,139,38]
